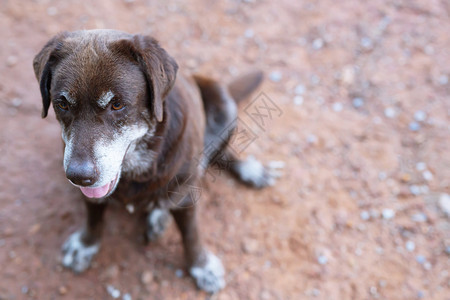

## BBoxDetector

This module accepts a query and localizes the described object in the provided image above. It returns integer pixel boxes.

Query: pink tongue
[80,182,110,199]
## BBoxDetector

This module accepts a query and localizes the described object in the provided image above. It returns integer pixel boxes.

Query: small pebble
[400,173,411,182]
[126,204,135,214]
[409,121,421,131]
[438,193,450,216]
[141,271,154,285]
[360,211,370,221]
[122,293,132,300]
[58,286,67,295]
[445,246,450,255]
[414,111,427,122]
[424,262,432,270]
[312,288,320,297]
[317,255,328,265]
[417,290,425,299]
[106,285,121,299]
[411,213,427,223]
[384,107,397,118]
[6,56,18,67]
[438,74,448,85]
[410,185,421,195]
[269,71,282,82]
[415,162,426,171]
[378,172,387,181]
[422,170,433,181]
[244,28,254,38]
[352,97,364,108]
[0,239,5,247]
[382,209,395,220]
[312,38,324,50]
[406,241,415,252]
[341,66,355,84]
[369,286,378,296]
[294,95,304,106]
[12,98,22,107]
[416,255,426,264]
[295,84,305,95]
[360,37,373,49]
[175,269,184,278]
[332,102,343,112]
[306,134,318,145]
[242,238,259,254]
[21,286,29,294]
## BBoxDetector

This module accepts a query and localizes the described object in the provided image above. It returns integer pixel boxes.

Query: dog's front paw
[236,156,284,189]
[190,251,225,293]
[146,208,171,242]
[61,230,100,273]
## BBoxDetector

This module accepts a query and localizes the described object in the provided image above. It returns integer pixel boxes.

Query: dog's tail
[227,70,263,105]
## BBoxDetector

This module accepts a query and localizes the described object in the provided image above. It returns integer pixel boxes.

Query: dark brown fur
[33,29,273,293]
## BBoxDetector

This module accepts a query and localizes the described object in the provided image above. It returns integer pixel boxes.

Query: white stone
[422,170,433,181]
[406,241,415,252]
[312,38,324,50]
[295,84,306,95]
[384,107,396,118]
[382,209,395,220]
[269,71,282,82]
[294,95,304,106]
[414,111,427,122]
[332,102,343,112]
[438,194,450,216]
[415,162,426,171]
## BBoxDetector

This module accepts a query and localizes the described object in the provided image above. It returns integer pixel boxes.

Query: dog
[33,29,282,293]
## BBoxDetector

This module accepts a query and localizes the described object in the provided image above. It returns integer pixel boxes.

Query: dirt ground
[0,0,449,299]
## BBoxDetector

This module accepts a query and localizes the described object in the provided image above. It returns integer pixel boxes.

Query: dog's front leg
[171,205,225,293]
[62,200,107,273]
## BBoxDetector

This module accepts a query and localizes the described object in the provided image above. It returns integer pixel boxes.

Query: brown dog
[33,29,281,293]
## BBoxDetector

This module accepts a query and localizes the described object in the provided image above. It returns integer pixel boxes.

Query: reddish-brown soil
[1,1,449,299]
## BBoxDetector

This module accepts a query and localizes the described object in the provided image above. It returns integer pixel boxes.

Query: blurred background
[0,0,449,299]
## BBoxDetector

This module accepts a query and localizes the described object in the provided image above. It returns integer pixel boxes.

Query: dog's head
[33,30,178,200]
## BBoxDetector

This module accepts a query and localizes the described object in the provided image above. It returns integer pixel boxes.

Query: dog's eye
[57,97,69,111]
[111,101,124,111]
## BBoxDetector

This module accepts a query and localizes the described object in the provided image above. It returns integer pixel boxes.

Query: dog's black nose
[66,160,98,186]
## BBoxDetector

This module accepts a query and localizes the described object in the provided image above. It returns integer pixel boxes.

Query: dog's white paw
[190,251,225,293]
[146,208,171,242]
[237,155,284,189]
[61,230,99,273]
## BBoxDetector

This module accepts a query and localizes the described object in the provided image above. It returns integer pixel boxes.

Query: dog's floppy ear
[113,35,178,122]
[33,32,67,118]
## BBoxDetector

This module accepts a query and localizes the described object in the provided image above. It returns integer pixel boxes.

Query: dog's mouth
[78,173,120,199]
